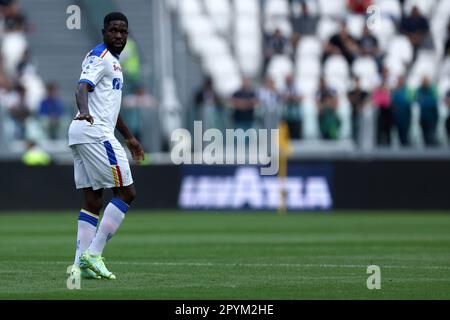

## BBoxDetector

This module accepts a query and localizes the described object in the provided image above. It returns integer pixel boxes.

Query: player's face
[103,21,128,54]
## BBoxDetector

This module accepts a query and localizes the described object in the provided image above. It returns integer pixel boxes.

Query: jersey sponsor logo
[113,63,122,72]
[112,78,123,90]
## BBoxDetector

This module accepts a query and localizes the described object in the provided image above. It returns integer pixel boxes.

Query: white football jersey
[68,43,124,145]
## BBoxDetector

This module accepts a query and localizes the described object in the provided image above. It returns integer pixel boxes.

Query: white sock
[88,197,129,256]
[74,209,99,266]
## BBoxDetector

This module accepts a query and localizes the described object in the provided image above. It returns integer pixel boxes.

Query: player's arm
[74,82,94,124]
[116,115,145,161]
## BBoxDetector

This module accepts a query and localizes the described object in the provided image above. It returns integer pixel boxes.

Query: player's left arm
[116,115,145,161]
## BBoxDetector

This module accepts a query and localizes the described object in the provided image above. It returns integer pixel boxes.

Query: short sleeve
[79,56,105,91]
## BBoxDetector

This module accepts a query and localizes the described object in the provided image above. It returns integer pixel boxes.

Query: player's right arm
[74,52,106,124]
[74,82,94,124]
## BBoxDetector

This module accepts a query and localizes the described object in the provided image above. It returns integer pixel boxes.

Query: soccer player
[68,12,144,280]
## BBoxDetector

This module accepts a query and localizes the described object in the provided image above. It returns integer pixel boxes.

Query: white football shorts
[70,138,133,190]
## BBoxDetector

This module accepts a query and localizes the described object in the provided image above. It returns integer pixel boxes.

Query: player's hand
[74,113,94,124]
[125,137,145,162]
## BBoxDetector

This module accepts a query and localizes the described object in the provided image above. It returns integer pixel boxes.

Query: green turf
[0,211,449,299]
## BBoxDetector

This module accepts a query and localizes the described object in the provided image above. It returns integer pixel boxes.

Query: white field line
[21,261,450,270]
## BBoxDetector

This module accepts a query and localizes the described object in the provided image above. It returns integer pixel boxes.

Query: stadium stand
[171,0,450,147]
[2,0,450,158]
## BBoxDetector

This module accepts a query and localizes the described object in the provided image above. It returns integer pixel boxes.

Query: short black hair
[103,12,128,28]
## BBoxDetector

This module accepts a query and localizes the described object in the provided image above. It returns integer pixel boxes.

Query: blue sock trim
[78,211,98,227]
[110,197,129,214]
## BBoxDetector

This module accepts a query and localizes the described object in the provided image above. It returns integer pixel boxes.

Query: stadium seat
[296,56,321,78]
[336,92,352,139]
[300,94,320,139]
[317,0,346,18]
[383,54,407,78]
[178,0,203,16]
[317,18,340,42]
[375,0,402,21]
[438,76,450,99]
[407,50,438,88]
[203,54,241,96]
[233,0,260,16]
[203,0,232,34]
[296,57,321,95]
[235,17,260,36]
[234,9,262,77]
[324,55,350,93]
[195,35,230,58]
[387,36,414,65]
[371,15,396,51]
[433,0,450,20]
[264,0,290,19]
[296,36,322,59]
[235,36,262,77]
[183,17,216,54]
[267,55,294,90]
[431,16,448,58]
[346,14,365,39]
[439,58,450,83]
[181,14,214,37]
[352,57,380,91]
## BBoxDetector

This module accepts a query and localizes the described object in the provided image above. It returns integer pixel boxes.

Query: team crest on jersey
[112,78,123,90]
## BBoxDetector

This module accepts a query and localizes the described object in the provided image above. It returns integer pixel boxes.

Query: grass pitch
[0,211,449,299]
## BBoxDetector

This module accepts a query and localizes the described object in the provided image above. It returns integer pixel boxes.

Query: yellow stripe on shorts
[111,166,119,187]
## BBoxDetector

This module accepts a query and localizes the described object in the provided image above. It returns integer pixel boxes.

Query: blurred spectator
[444,22,450,57]
[316,76,340,140]
[38,83,64,140]
[445,90,450,143]
[22,140,51,166]
[120,37,141,95]
[17,48,37,76]
[282,74,303,139]
[3,83,29,139]
[372,75,393,146]
[258,77,282,131]
[323,21,360,65]
[359,25,383,71]
[0,57,10,90]
[391,75,413,146]
[1,0,28,32]
[347,0,372,15]
[291,1,318,37]
[194,77,223,131]
[416,77,439,146]
[230,77,258,130]
[347,77,369,144]
[122,85,158,141]
[264,29,289,71]
[400,6,433,61]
